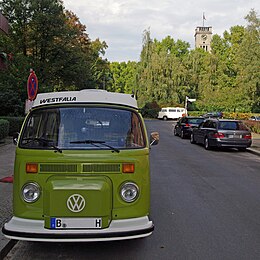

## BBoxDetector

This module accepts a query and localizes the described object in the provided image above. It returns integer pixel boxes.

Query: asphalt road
[2,120,260,260]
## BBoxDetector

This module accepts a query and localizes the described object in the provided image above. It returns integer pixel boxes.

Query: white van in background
[158,107,187,120]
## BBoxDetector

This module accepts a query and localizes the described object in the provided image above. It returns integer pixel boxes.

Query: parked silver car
[191,119,252,151]
[250,116,260,121]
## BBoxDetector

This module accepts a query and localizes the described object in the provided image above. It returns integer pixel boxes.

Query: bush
[140,101,160,118]
[0,119,9,140]
[0,117,25,136]
[188,111,207,117]
[223,112,251,120]
[0,89,24,116]
[244,120,260,134]
[140,108,160,118]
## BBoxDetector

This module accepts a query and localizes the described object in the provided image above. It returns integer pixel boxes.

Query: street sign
[27,70,38,101]
[185,96,196,112]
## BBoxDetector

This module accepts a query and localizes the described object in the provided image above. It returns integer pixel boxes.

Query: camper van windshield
[20,107,145,150]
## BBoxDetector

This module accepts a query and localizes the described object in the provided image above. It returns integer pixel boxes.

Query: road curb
[247,148,260,156]
[0,240,17,260]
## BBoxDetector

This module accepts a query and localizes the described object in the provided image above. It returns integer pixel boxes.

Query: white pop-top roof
[32,89,138,109]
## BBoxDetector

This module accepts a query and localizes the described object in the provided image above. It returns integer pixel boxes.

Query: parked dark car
[174,116,205,138]
[190,119,252,151]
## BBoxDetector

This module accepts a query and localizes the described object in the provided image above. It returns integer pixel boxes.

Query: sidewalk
[0,140,15,259]
[248,133,260,156]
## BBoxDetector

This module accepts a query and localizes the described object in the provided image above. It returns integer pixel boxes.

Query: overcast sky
[63,0,259,62]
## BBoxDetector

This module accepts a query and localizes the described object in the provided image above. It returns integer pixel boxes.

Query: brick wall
[0,13,9,34]
[0,12,9,69]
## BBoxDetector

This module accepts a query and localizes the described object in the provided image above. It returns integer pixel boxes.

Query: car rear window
[218,121,248,130]
[188,118,204,124]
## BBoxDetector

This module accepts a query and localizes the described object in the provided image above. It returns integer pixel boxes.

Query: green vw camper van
[2,89,159,242]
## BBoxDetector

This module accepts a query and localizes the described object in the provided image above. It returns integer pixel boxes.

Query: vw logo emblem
[67,194,86,213]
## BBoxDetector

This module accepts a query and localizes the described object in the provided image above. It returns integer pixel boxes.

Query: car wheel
[174,128,178,136]
[190,133,196,144]
[204,137,210,150]
[181,130,185,139]
[163,116,167,121]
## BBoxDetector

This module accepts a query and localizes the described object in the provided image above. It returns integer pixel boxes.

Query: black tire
[204,137,210,150]
[163,116,167,121]
[190,133,196,144]
[174,128,178,136]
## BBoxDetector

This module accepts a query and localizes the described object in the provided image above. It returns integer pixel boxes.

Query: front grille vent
[83,164,121,173]
[40,164,78,173]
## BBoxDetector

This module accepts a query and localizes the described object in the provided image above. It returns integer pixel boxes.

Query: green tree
[108,61,138,94]
[138,30,190,107]
[0,0,109,116]
[236,9,260,112]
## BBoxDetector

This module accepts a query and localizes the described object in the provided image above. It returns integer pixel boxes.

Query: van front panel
[11,104,151,232]
[13,148,150,221]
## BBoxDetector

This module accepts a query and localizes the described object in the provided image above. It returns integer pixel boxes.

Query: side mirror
[13,132,19,145]
[150,132,159,146]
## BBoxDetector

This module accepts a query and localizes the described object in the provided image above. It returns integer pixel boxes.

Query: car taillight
[212,132,225,138]
[185,123,191,127]
[243,134,251,139]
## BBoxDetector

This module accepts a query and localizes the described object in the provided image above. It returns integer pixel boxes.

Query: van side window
[129,113,145,147]
[22,109,60,146]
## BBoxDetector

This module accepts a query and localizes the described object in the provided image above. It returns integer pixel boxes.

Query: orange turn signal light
[122,163,135,173]
[26,163,38,174]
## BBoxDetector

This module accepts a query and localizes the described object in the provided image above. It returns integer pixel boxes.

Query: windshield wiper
[21,137,62,153]
[70,139,120,153]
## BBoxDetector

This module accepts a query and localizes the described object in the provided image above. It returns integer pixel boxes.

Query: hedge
[0,119,9,140]
[0,116,24,136]
[244,120,260,134]
[140,108,160,118]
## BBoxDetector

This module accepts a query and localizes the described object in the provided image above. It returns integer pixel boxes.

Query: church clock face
[201,34,207,40]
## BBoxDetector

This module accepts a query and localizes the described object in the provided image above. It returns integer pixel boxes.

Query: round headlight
[120,182,139,203]
[22,182,41,203]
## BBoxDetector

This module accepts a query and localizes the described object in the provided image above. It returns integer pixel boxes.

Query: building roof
[0,13,9,34]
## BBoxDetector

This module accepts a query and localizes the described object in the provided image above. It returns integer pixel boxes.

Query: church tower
[194,14,212,52]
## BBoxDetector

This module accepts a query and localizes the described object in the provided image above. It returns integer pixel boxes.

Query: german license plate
[228,134,241,138]
[50,217,102,229]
